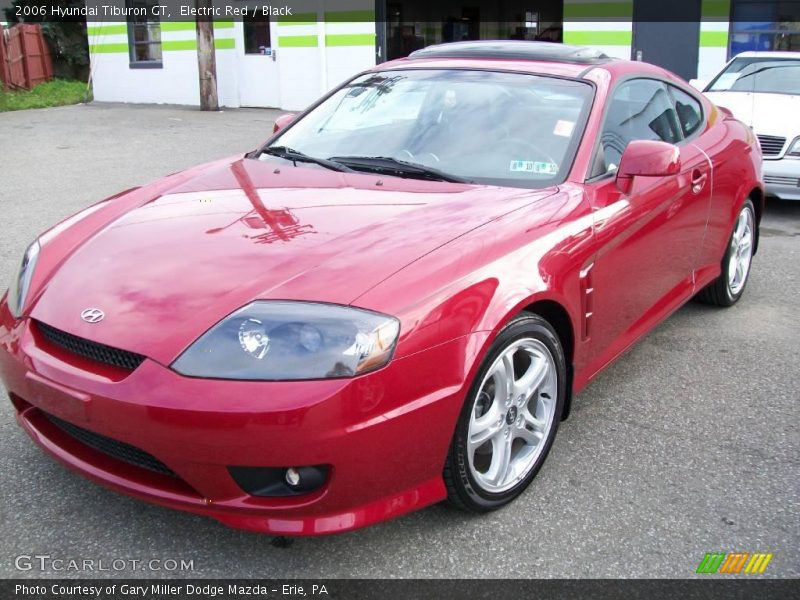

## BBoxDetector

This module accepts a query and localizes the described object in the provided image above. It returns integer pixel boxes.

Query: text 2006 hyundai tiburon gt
[0,42,762,535]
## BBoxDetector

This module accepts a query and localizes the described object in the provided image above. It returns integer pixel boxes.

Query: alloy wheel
[728,206,754,296]
[467,338,557,494]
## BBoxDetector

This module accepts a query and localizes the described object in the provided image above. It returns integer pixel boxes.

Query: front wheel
[444,313,565,512]
[697,199,756,306]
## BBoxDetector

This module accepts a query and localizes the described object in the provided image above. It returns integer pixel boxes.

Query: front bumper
[0,304,485,535]
[763,158,800,201]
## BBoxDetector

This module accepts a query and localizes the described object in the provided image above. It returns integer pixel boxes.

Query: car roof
[377,41,679,83]
[408,40,612,65]
[734,51,800,59]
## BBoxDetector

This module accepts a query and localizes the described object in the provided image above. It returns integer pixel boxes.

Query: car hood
[31,158,557,364]
[704,91,800,136]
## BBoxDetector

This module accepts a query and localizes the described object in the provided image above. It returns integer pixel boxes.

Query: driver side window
[592,79,683,178]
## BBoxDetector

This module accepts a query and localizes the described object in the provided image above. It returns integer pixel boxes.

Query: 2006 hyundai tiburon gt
[0,42,762,535]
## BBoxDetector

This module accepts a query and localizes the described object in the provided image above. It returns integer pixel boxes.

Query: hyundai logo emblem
[81,308,105,323]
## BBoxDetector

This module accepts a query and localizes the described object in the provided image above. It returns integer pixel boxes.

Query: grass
[0,79,91,112]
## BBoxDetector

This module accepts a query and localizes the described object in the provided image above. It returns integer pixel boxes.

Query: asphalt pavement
[0,102,797,579]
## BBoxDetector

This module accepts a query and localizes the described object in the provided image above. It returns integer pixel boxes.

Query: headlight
[786,137,800,158]
[7,240,40,319]
[172,301,400,380]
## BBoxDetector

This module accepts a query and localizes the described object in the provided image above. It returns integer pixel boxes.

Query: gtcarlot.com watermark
[14,554,194,573]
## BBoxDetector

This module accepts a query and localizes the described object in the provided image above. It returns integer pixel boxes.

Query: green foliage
[0,79,90,111]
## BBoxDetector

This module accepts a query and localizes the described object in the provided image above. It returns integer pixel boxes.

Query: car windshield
[707,57,800,95]
[264,69,594,188]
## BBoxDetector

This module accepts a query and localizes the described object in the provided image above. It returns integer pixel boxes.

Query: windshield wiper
[329,155,473,183]
[261,146,355,174]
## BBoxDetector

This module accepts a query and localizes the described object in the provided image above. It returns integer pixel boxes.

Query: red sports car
[0,42,763,535]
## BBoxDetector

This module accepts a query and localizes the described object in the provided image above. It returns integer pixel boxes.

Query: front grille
[757,134,786,157]
[36,321,145,371]
[45,413,175,476]
[764,175,800,187]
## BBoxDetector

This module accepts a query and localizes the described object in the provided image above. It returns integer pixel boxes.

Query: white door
[235,18,281,108]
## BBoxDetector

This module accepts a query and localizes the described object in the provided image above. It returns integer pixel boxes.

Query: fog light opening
[285,467,301,487]
[228,465,329,497]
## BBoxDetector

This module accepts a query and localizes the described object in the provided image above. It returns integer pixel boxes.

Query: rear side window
[594,79,683,177]
[670,86,703,138]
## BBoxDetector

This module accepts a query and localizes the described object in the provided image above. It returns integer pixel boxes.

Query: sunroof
[408,41,612,65]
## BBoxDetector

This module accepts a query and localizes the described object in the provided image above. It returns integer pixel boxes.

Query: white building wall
[698,15,732,81]
[88,1,734,111]
[322,19,376,92]
[88,2,376,111]
[562,19,633,60]
[215,40,239,108]
[87,21,236,106]
[273,5,376,111]
[563,0,732,81]
[274,20,324,111]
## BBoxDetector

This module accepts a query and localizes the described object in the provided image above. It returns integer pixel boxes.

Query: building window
[127,0,162,68]
[244,13,271,54]
[730,1,800,56]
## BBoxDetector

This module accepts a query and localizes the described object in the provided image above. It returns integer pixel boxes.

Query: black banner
[2,0,797,23]
[3,579,799,600]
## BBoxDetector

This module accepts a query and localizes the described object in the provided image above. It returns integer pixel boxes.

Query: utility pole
[195,0,218,111]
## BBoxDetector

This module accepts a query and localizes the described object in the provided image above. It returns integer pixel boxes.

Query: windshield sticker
[553,120,576,137]
[509,161,559,175]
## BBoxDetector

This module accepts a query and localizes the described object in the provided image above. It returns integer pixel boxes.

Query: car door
[666,84,714,274]
[582,78,712,377]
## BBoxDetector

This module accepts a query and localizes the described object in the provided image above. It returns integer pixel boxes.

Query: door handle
[691,169,707,194]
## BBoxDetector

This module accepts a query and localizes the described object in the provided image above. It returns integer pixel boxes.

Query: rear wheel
[697,199,756,307]
[444,313,565,512]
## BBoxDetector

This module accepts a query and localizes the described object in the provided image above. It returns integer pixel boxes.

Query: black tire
[696,199,756,307]
[444,312,566,513]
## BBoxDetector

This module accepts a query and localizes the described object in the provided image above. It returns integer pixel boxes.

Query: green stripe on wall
[278,35,319,47]
[162,39,196,51]
[214,38,235,50]
[89,20,233,37]
[563,30,632,46]
[161,21,195,31]
[700,30,729,47]
[325,33,375,46]
[563,2,632,19]
[156,39,236,51]
[87,24,127,36]
[278,12,317,25]
[324,10,375,22]
[90,39,234,53]
[160,20,233,31]
[89,42,127,53]
[701,0,730,19]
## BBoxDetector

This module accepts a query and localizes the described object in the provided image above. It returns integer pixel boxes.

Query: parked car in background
[0,42,764,536]
[693,51,800,201]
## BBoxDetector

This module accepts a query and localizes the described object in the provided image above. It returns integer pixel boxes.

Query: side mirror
[273,113,298,134]
[689,79,707,91]
[616,140,681,194]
